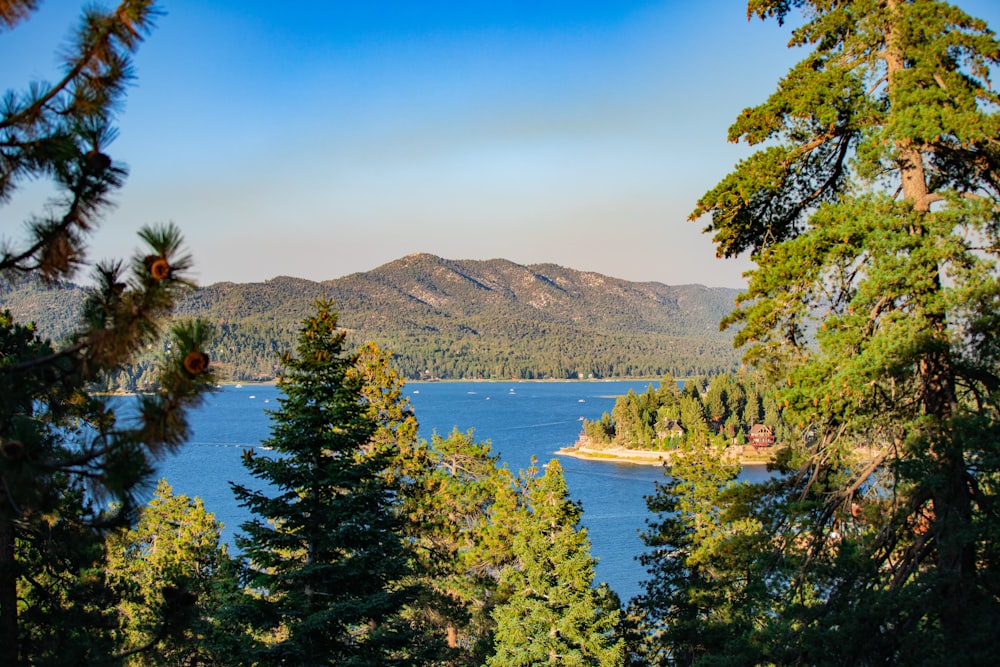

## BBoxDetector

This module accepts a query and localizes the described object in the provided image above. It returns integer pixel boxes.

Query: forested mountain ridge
[1,253,742,383]
[325,254,734,334]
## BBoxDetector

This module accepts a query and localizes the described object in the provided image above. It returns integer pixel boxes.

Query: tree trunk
[884,0,976,640]
[0,518,18,666]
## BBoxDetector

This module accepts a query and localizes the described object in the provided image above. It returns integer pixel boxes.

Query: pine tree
[14,478,122,666]
[232,300,422,665]
[489,459,623,667]
[404,428,510,664]
[1,3,214,664]
[648,0,1000,662]
[106,480,244,665]
[330,339,518,664]
[351,341,421,468]
[633,427,762,666]
[353,340,482,664]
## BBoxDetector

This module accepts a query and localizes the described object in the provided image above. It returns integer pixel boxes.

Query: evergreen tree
[581,413,616,445]
[353,341,484,664]
[351,341,421,469]
[14,479,122,666]
[1,3,214,664]
[232,300,423,665]
[632,428,760,666]
[642,0,1000,662]
[489,459,623,667]
[399,428,510,664]
[106,480,244,666]
[341,339,518,664]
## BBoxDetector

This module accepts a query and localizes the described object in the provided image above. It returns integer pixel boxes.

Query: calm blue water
[154,381,770,604]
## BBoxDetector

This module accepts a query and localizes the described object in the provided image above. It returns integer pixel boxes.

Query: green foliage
[632,433,767,666]
[582,371,787,452]
[0,3,214,664]
[232,300,431,665]
[353,342,500,662]
[638,1,1000,663]
[106,480,244,666]
[399,427,511,664]
[489,459,624,667]
[15,480,121,666]
[582,412,616,444]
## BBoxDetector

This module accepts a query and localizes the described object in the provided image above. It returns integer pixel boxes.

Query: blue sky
[5,1,1000,288]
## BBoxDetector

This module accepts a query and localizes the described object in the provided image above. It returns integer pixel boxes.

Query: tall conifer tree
[642,1,1000,663]
[402,428,511,664]
[232,300,422,665]
[633,428,765,665]
[489,459,623,667]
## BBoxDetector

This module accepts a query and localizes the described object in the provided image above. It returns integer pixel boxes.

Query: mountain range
[1,253,743,384]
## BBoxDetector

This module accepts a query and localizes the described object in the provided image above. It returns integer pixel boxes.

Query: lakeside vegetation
[563,370,789,466]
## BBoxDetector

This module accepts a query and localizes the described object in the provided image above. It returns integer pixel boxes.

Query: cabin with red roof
[748,424,775,451]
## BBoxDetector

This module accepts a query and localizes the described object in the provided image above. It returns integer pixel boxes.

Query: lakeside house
[748,424,775,451]
[657,418,685,440]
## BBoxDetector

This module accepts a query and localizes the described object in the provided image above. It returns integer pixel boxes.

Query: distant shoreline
[405,377,669,384]
[556,445,670,466]
[213,377,669,388]
[555,444,775,467]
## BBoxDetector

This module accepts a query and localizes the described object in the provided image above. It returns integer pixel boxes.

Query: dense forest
[0,255,742,385]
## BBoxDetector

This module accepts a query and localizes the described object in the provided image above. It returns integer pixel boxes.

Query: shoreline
[556,446,671,466]
[406,377,669,384]
[555,445,775,467]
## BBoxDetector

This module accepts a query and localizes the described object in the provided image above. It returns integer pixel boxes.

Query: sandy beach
[556,444,776,467]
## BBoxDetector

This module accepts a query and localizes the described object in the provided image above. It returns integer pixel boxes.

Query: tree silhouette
[1,2,214,663]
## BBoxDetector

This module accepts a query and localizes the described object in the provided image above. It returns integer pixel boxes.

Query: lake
[154,380,770,604]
